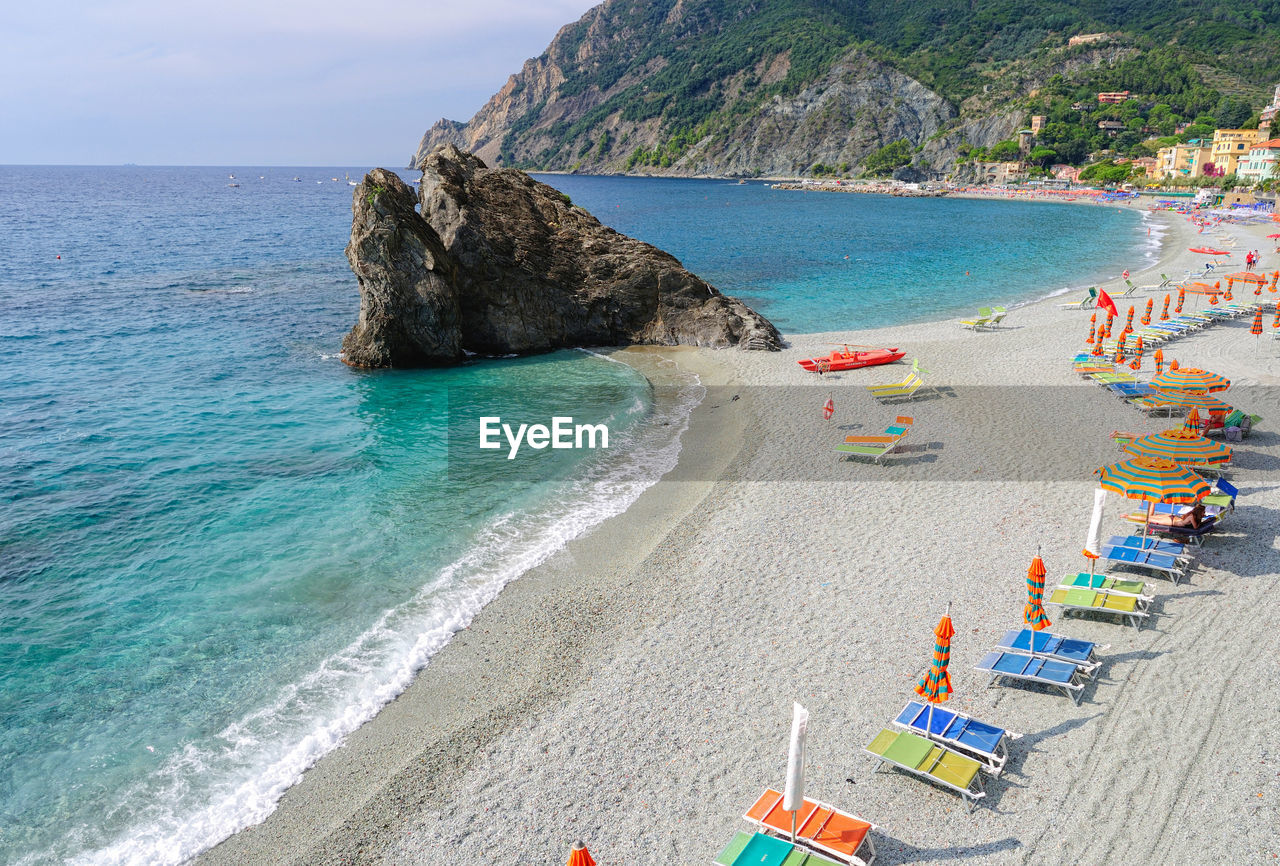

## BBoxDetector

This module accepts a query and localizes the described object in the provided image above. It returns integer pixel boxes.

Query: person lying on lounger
[1147,504,1206,529]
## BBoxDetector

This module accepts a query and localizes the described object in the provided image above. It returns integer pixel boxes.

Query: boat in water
[798,346,904,372]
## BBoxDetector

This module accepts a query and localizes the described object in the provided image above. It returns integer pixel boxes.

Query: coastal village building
[1031,115,1046,134]
[1260,83,1280,125]
[1209,128,1264,177]
[1098,120,1126,136]
[1069,32,1109,47]
[1239,139,1280,183]
[1097,91,1131,104]
[1156,140,1211,178]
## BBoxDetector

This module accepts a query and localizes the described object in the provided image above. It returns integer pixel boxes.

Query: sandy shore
[198,207,1280,865]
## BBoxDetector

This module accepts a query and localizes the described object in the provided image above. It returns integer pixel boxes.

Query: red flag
[1096,289,1118,318]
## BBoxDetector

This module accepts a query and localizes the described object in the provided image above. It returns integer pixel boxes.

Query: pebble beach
[198,205,1280,865]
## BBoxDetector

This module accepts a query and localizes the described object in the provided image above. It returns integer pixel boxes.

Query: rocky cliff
[342,148,782,368]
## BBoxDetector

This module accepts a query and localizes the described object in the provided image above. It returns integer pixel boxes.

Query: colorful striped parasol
[1148,387,1233,412]
[1023,553,1051,631]
[1252,309,1264,336]
[1141,297,1153,325]
[1085,324,1095,344]
[1154,348,1164,375]
[1160,294,1170,320]
[1124,305,1135,330]
[567,842,597,866]
[1151,368,1230,393]
[1122,427,1232,466]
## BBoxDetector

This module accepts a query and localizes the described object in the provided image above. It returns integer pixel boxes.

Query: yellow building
[1209,128,1264,177]
[1160,140,1211,178]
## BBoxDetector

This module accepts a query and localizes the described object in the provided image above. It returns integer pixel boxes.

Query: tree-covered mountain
[412,0,1280,178]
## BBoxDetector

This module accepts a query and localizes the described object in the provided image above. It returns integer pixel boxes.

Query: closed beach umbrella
[1149,387,1232,414]
[1271,270,1279,292]
[1124,305,1135,330]
[567,842,597,866]
[1123,427,1232,467]
[1185,407,1201,431]
[1024,553,1052,631]
[1141,297,1153,325]
[782,702,809,841]
[1090,311,1097,329]
[915,607,955,734]
[1170,358,1180,371]
[1274,300,1280,328]
[1151,367,1230,393]
[1223,283,1233,302]
[1091,335,1104,357]
[1085,324,1095,344]
[1105,313,1115,337]
[1083,489,1106,577]
[1097,456,1211,540]
[1176,286,1185,313]
[1160,294,1170,320]
[1252,309,1264,336]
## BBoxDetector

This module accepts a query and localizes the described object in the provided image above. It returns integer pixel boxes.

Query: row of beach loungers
[957,306,1008,330]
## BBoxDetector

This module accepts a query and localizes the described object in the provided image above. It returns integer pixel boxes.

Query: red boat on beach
[798,346,905,373]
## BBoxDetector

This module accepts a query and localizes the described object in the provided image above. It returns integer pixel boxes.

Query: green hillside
[423,0,1280,176]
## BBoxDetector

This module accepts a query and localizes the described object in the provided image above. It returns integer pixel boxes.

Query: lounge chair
[1202,479,1238,511]
[741,788,877,866]
[843,416,913,445]
[1047,586,1150,629]
[1106,535,1190,561]
[994,628,1103,676]
[1118,281,1140,297]
[1108,382,1155,400]
[988,306,1008,327]
[891,700,1018,777]
[865,362,920,394]
[1142,516,1220,547]
[1061,571,1150,591]
[714,831,847,866]
[863,729,987,811]
[835,440,902,464]
[959,308,992,330]
[1097,543,1186,584]
[870,373,932,402]
[974,651,1088,704]
[1058,287,1098,309]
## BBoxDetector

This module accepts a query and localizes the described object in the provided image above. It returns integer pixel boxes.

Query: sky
[0,0,600,166]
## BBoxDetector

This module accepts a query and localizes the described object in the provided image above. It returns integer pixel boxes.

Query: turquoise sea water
[0,167,1148,864]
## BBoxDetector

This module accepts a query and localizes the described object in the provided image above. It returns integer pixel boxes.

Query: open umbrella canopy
[1023,555,1051,631]
[1148,387,1233,412]
[1150,367,1230,393]
[1122,427,1232,466]
[1096,456,1211,504]
[1225,271,1265,284]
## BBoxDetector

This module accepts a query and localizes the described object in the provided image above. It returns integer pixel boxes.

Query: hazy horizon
[2,0,598,166]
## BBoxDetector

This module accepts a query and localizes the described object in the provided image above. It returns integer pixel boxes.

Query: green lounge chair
[988,306,1008,327]
[959,308,992,330]
[1057,287,1098,309]
[1059,572,1151,599]
[713,831,846,866]
[1048,587,1149,629]
[835,441,901,464]
[864,729,986,811]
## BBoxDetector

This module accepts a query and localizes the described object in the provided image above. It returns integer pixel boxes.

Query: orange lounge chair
[844,417,912,446]
[743,788,877,866]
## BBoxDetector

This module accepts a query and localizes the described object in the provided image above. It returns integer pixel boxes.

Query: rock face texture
[342,148,782,368]
[342,168,462,367]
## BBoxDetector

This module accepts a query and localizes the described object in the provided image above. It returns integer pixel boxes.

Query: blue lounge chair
[994,628,1102,676]
[1098,544,1186,584]
[891,700,1018,777]
[974,651,1088,704]
[1108,382,1155,399]
[1107,534,1191,560]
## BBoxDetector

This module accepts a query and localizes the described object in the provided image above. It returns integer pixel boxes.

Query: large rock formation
[342,147,782,368]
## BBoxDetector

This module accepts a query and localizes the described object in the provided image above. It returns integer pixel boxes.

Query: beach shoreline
[197,206,1280,865]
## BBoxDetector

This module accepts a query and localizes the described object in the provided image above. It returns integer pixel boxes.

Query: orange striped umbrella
[1085,324,1095,344]
[1160,294,1170,320]
[1224,283,1233,301]
[1114,333,1127,363]
[1151,367,1230,393]
[1170,358,1180,371]
[1124,305,1135,329]
[1141,298,1153,325]
[1091,335,1104,357]
[1185,407,1201,430]
[1252,309,1264,336]
[1272,271,1279,292]
[1176,287,1185,312]
[1097,456,1211,504]
[1123,427,1232,466]
[567,842,596,866]
[1274,300,1280,328]
[916,609,955,707]
[1090,311,1097,328]
[1154,348,1164,374]
[1023,554,1051,631]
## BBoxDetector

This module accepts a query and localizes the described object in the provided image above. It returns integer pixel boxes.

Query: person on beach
[1148,504,1206,529]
